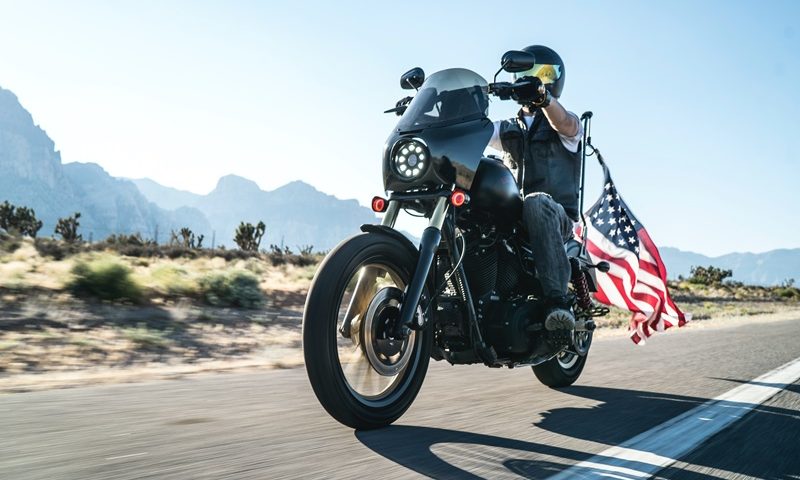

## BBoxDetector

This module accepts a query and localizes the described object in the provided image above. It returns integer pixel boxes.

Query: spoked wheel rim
[335,263,422,406]
[557,330,592,370]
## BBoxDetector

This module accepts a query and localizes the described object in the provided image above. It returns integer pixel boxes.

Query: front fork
[396,197,448,333]
[339,198,447,338]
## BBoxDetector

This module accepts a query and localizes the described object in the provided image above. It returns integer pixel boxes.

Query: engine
[459,228,552,361]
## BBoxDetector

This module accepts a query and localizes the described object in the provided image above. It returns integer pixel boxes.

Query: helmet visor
[511,64,562,85]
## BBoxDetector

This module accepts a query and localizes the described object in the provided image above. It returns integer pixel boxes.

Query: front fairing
[382,68,493,192]
[383,119,493,192]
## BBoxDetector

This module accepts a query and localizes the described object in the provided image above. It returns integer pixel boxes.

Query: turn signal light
[450,189,468,207]
[371,196,388,213]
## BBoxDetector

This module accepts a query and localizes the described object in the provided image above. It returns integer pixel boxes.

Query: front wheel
[303,232,432,430]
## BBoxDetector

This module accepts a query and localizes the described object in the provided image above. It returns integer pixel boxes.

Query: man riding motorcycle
[488,45,583,333]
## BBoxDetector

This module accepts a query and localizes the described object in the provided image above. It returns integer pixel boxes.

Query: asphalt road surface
[2,316,799,479]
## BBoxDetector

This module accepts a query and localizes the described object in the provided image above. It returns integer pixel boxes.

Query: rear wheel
[303,233,432,430]
[532,330,591,388]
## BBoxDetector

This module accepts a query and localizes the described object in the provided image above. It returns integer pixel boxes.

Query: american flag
[581,152,688,344]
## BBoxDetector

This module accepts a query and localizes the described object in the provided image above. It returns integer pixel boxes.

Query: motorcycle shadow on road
[356,383,800,479]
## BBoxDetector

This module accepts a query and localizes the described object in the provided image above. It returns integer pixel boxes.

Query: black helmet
[511,45,565,98]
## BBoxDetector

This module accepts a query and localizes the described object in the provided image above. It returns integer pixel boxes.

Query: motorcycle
[303,50,609,430]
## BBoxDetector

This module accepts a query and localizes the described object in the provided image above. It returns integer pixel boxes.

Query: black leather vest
[499,111,581,220]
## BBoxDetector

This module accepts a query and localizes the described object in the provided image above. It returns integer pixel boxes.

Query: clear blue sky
[1,0,798,256]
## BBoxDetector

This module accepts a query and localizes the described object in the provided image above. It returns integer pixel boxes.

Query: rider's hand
[512,76,550,107]
[489,82,514,100]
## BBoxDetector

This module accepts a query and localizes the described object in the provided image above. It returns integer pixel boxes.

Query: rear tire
[303,232,432,430]
[532,350,588,388]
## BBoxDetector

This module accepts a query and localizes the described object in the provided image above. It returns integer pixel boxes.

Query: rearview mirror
[400,67,425,90]
[500,50,536,73]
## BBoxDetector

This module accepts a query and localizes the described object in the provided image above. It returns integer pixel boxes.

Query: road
[2,315,799,479]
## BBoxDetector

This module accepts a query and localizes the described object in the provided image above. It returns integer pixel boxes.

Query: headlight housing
[392,139,429,180]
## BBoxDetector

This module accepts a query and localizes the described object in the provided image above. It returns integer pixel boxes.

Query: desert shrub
[0,201,43,237]
[198,270,263,308]
[55,212,82,242]
[295,244,316,266]
[234,221,265,251]
[688,265,733,286]
[34,237,83,260]
[774,287,800,300]
[267,243,291,265]
[123,324,171,351]
[67,257,142,302]
[0,231,21,253]
[148,265,198,297]
[103,233,156,247]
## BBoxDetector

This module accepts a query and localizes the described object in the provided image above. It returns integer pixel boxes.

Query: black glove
[511,76,550,107]
[489,82,514,100]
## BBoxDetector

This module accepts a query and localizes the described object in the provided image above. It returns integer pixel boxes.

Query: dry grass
[1,237,798,392]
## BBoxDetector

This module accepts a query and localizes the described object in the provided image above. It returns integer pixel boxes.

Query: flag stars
[596,218,605,225]
[617,238,626,246]
[628,236,636,244]
[624,225,633,233]
[604,183,611,191]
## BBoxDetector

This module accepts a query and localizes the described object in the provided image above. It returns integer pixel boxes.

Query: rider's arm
[541,97,580,138]
[487,120,504,151]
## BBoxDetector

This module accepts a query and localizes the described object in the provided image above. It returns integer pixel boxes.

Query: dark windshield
[396,68,489,132]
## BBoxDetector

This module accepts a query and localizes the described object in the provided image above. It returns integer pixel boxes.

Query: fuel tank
[467,157,523,226]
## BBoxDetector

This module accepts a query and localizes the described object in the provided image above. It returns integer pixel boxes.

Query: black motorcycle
[303,51,609,430]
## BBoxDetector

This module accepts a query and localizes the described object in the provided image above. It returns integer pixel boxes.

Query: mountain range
[659,247,799,287]
[0,84,376,250]
[0,84,797,283]
[0,86,211,241]
[131,175,377,250]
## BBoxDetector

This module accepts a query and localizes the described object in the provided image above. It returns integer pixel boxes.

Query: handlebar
[488,79,544,101]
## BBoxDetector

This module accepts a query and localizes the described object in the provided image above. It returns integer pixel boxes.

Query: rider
[488,45,582,332]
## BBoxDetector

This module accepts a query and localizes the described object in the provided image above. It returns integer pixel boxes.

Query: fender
[359,224,418,258]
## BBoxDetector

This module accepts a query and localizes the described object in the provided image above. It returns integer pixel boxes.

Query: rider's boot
[544,293,576,331]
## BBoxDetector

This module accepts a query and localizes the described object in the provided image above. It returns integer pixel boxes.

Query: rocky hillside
[0,86,210,240]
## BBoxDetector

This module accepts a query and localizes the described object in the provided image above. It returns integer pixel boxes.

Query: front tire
[303,232,432,430]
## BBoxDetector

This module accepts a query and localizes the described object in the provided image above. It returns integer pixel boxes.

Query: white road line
[548,356,800,480]
[105,452,148,461]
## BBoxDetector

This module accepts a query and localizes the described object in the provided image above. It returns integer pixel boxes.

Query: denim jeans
[522,192,575,298]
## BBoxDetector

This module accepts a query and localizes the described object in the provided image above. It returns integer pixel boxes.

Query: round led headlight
[393,139,428,180]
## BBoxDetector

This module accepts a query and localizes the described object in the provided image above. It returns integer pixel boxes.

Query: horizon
[4,86,798,258]
[1,1,798,256]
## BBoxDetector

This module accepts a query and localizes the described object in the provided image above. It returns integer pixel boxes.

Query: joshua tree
[170,227,204,249]
[0,201,43,237]
[688,265,733,286]
[55,212,82,243]
[234,221,265,251]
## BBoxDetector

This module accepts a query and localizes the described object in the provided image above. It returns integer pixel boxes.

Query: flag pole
[579,111,593,242]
